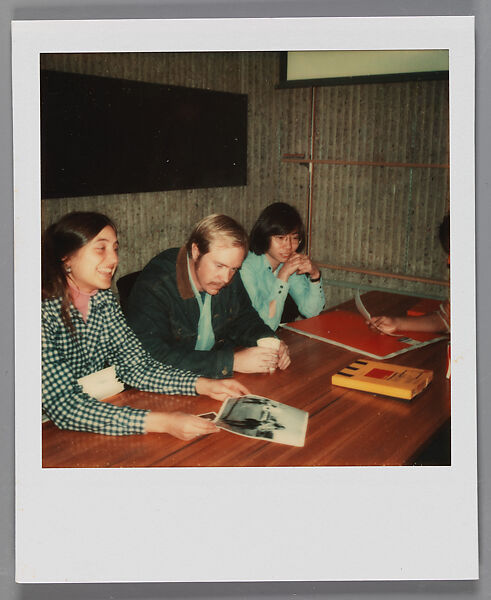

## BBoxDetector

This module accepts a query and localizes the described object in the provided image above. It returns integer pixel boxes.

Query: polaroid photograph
[12,16,477,583]
[215,395,308,446]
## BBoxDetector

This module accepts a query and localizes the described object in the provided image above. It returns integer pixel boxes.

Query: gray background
[1,1,488,599]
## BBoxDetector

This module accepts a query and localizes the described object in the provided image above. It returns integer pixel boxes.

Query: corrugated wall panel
[40,52,277,284]
[313,81,448,165]
[307,79,449,305]
[40,52,245,90]
[40,52,449,307]
[275,86,312,225]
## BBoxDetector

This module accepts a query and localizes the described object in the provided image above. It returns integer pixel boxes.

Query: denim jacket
[126,247,275,378]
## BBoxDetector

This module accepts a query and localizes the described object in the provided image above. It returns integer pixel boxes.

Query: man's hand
[277,340,291,370]
[144,411,219,440]
[195,377,250,401]
[233,346,279,373]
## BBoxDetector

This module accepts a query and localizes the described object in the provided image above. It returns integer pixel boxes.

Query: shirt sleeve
[240,255,325,330]
[288,272,326,320]
[42,310,149,436]
[105,298,200,395]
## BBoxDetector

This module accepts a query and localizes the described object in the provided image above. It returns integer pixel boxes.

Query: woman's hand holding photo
[144,411,219,439]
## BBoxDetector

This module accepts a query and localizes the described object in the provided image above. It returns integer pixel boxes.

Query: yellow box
[331,359,433,401]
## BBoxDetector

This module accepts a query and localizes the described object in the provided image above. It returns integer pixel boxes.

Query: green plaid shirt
[42,290,199,435]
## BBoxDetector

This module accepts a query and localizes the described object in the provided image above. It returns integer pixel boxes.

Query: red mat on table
[281,310,447,359]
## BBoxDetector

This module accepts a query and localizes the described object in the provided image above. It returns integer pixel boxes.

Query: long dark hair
[249,202,306,255]
[42,211,117,330]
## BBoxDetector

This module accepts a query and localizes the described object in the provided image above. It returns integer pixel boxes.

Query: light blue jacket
[240,252,325,331]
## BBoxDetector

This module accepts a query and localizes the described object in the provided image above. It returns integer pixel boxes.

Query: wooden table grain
[42,292,450,468]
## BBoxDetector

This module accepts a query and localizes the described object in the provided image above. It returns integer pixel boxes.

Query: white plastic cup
[257,337,281,373]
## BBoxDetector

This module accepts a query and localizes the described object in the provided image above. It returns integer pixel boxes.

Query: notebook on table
[281,310,447,360]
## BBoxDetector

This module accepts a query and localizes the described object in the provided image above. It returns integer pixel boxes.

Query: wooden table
[42,292,450,468]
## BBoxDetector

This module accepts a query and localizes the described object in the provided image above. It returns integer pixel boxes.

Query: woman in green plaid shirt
[42,212,249,438]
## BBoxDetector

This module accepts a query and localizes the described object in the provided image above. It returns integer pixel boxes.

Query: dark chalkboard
[40,70,247,198]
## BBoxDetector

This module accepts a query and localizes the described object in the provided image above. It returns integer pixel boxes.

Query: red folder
[406,298,441,317]
[281,310,447,359]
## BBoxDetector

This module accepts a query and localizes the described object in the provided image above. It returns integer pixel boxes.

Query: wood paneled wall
[40,52,449,306]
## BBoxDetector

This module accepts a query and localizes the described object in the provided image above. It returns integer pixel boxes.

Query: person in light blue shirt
[240,203,325,331]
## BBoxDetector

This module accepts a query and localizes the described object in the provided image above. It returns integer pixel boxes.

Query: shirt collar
[71,288,111,312]
[261,252,281,274]
[176,246,194,300]
[67,279,98,299]
[187,253,205,302]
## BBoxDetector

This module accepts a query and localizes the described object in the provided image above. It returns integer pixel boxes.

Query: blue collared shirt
[240,252,325,331]
[187,254,216,351]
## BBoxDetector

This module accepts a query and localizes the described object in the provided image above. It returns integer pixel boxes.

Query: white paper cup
[257,337,281,373]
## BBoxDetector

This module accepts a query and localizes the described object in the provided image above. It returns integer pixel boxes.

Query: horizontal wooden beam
[318,262,450,287]
[282,157,449,169]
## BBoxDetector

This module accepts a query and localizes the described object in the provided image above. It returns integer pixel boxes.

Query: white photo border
[13,16,477,583]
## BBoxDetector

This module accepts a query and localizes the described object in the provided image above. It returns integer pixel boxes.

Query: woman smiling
[42,211,248,439]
